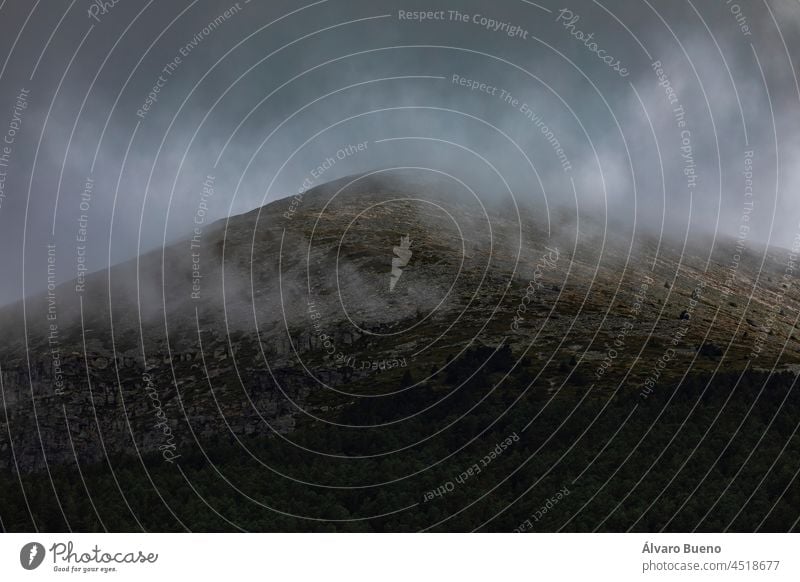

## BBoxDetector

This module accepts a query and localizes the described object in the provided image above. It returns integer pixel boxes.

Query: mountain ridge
[1,169,798,472]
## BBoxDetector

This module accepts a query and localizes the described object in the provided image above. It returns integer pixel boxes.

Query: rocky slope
[1,169,799,472]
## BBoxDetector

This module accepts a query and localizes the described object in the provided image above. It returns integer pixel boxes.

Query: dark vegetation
[2,345,799,532]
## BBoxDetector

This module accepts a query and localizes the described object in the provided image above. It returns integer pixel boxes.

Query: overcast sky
[1,0,800,305]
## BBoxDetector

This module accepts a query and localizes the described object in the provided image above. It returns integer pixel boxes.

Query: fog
[1,0,799,306]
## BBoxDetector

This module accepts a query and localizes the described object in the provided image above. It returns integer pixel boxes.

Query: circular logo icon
[20,542,45,570]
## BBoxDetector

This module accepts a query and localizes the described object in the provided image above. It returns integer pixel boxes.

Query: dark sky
[1,0,799,305]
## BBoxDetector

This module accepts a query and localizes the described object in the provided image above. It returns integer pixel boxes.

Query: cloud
[1,0,799,310]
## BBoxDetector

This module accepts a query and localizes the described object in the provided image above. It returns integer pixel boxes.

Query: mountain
[1,169,798,473]
[1,169,800,532]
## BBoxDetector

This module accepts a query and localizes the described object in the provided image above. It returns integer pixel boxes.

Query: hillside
[0,170,799,533]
